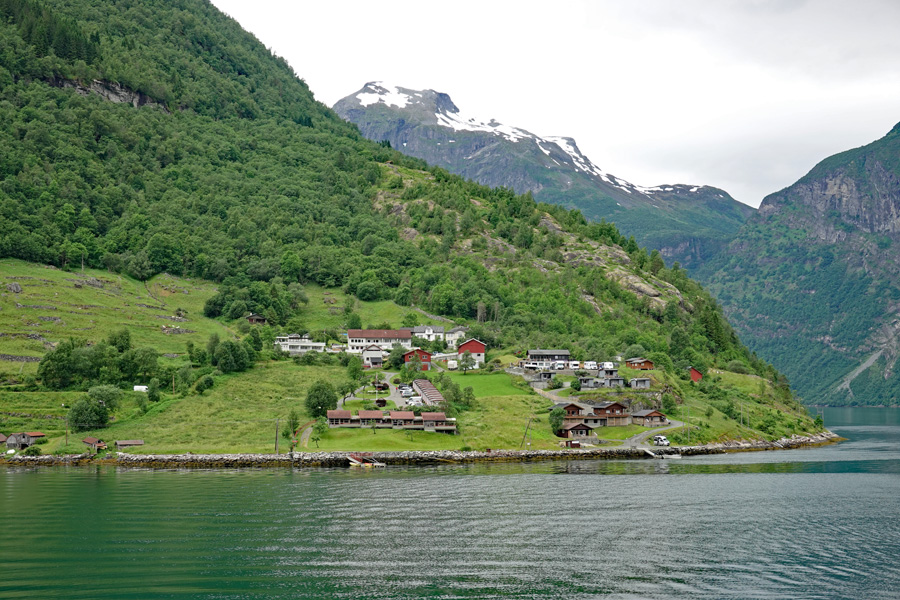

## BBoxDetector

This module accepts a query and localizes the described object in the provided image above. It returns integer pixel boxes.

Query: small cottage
[579,377,602,389]
[630,378,651,389]
[559,421,594,438]
[606,377,625,388]
[625,357,654,370]
[632,409,667,427]
[82,437,107,452]
[246,313,267,325]
[6,432,45,450]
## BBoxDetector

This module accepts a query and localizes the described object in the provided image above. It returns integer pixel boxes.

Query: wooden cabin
[632,409,668,427]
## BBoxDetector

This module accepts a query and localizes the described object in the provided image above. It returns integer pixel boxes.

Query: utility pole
[172,372,176,394]
[275,419,280,454]
[519,416,533,450]
[65,417,68,446]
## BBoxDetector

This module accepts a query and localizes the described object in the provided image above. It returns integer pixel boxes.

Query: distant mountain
[700,122,900,406]
[334,82,755,269]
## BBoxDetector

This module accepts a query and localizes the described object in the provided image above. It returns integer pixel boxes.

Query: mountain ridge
[334,82,756,269]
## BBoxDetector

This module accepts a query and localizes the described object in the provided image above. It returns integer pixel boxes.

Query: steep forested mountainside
[0,0,813,433]
[700,123,900,406]
[334,83,755,270]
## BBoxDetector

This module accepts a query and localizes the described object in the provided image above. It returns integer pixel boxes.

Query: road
[623,420,684,447]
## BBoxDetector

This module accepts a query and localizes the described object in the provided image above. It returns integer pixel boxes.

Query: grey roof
[411,325,444,334]
[632,409,662,417]
[447,326,469,333]
[528,349,571,356]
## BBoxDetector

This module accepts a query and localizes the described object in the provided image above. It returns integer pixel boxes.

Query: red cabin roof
[389,411,415,420]
[348,329,411,339]
[358,410,385,420]
[326,410,352,419]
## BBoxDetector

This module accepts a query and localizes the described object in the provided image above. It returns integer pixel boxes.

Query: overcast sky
[211,0,900,208]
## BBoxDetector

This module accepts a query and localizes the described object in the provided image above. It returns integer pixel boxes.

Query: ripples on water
[2,409,900,599]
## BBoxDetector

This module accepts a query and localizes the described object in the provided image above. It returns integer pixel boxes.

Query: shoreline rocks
[1,431,841,469]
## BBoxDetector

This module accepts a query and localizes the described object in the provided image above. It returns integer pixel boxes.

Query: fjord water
[2,408,900,599]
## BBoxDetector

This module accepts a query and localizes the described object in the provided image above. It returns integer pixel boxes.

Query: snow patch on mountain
[356,82,413,109]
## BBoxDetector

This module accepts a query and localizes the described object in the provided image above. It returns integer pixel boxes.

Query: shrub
[23,445,42,456]
[727,360,750,374]
[196,375,214,394]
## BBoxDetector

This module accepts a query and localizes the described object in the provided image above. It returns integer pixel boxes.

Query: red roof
[404,348,432,359]
[389,411,415,420]
[82,437,102,444]
[421,412,447,421]
[458,338,486,353]
[0,434,7,442]
[358,410,385,419]
[326,410,352,419]
[25,432,45,437]
[348,329,411,339]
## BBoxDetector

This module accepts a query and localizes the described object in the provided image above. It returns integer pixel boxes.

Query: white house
[445,326,469,349]
[403,325,445,342]
[361,345,386,368]
[347,329,412,353]
[274,334,326,356]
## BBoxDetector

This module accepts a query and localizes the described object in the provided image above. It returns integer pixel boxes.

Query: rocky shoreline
[1,432,840,469]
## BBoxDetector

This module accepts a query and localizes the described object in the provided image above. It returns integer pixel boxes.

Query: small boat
[348,453,385,468]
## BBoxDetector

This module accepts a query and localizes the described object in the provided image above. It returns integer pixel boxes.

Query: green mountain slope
[699,123,900,406]
[333,83,755,270]
[0,0,819,448]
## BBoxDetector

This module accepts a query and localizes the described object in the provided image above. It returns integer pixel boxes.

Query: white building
[347,329,412,353]
[274,334,326,356]
[445,326,469,349]
[404,325,445,342]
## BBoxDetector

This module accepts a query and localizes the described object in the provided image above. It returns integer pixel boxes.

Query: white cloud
[211,0,900,207]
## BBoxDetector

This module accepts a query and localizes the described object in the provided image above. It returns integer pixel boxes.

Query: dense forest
[0,0,795,391]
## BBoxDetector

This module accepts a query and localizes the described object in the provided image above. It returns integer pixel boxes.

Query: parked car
[401,388,415,397]
[554,361,567,370]
[653,435,670,447]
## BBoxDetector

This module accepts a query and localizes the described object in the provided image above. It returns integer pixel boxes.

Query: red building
[457,338,487,366]
[403,348,432,371]
[689,366,703,382]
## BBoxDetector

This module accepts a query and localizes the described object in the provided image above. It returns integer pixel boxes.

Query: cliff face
[700,123,900,406]
[334,82,755,270]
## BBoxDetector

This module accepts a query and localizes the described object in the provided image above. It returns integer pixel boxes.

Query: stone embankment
[2,432,840,469]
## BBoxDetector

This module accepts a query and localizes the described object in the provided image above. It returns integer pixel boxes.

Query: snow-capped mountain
[334,82,755,269]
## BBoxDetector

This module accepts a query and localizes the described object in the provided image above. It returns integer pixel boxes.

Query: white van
[447,360,458,370]
[653,435,670,447]
[584,361,598,370]
[554,361,567,370]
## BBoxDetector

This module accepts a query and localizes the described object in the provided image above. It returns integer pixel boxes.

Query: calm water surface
[2,407,900,599]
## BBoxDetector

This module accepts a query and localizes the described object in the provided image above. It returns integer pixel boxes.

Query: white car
[568,361,580,370]
[554,361,567,370]
[653,435,670,447]
[401,388,415,397]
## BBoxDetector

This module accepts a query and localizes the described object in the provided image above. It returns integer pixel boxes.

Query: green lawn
[301,284,451,332]
[342,398,397,412]
[444,371,525,398]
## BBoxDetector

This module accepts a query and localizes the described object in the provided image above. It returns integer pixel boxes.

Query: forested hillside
[700,123,900,406]
[0,0,817,443]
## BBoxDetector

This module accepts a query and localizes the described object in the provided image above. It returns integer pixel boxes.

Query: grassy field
[301,284,451,331]
[37,362,345,454]
[0,259,234,376]
[444,371,526,398]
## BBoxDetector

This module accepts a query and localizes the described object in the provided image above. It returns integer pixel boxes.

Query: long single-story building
[527,349,570,367]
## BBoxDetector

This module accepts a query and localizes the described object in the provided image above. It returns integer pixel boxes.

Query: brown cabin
[632,409,667,427]
[246,313,267,325]
[625,357,654,370]
[389,410,416,427]
[82,437,107,452]
[560,421,594,438]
